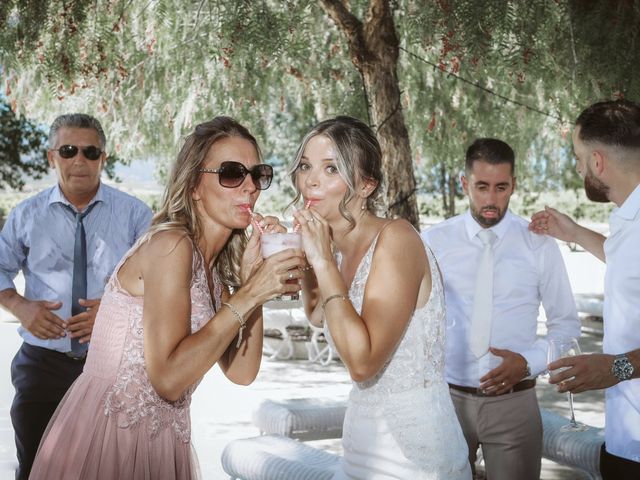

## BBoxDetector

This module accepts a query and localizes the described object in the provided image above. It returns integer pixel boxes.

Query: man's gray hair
[48,113,107,150]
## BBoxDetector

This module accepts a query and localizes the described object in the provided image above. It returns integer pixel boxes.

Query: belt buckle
[65,351,87,361]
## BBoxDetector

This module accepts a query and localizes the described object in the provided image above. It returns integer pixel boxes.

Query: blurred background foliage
[0,0,637,222]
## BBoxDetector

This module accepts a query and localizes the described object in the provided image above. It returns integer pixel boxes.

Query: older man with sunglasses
[0,113,152,480]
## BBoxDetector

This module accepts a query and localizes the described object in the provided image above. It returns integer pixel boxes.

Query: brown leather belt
[449,379,536,397]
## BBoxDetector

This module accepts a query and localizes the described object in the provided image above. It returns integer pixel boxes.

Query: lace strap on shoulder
[424,244,444,292]
[369,219,395,253]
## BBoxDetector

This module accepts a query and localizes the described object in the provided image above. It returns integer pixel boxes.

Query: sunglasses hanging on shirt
[199,161,274,190]
[52,145,104,161]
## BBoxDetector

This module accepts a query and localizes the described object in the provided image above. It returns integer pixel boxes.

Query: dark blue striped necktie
[65,201,98,356]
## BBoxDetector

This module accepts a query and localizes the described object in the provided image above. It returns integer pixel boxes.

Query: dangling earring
[361,203,367,211]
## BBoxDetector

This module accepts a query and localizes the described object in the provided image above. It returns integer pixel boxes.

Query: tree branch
[365,0,389,30]
[318,0,368,67]
[363,0,398,62]
[318,0,362,40]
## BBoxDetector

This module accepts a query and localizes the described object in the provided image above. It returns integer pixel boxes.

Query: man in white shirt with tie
[422,138,581,480]
[530,100,640,479]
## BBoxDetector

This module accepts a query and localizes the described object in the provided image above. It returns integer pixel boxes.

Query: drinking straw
[245,206,264,234]
[293,200,312,233]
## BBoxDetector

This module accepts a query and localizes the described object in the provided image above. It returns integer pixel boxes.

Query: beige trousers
[450,387,542,480]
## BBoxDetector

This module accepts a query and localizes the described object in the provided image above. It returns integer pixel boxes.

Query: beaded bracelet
[321,294,347,311]
[223,302,246,348]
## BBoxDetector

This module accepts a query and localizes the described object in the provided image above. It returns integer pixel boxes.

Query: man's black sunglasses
[200,161,274,190]
[52,145,104,161]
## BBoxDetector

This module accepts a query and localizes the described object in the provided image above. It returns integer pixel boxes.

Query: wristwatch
[612,354,634,381]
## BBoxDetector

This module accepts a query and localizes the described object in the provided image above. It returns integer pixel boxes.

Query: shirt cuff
[520,347,547,378]
[0,276,16,293]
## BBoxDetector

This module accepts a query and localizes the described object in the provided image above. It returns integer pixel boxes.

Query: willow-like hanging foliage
[1,0,638,217]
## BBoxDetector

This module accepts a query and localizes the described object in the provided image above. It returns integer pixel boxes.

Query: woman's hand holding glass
[292,208,333,271]
[239,213,288,284]
[239,213,304,302]
[241,247,305,304]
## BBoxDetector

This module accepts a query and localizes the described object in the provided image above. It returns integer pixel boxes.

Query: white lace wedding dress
[329,235,471,480]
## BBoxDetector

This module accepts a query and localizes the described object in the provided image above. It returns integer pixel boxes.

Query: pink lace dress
[29,237,220,480]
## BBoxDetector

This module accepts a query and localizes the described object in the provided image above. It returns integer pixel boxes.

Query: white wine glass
[547,338,588,432]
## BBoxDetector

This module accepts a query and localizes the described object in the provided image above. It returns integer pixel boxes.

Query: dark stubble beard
[470,205,507,228]
[584,170,610,203]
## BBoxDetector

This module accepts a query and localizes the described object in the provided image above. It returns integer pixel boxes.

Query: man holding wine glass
[546,337,588,431]
[530,99,640,479]
[423,138,581,480]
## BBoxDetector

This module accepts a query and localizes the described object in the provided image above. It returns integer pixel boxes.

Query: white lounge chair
[541,408,603,480]
[221,434,339,480]
[230,397,604,479]
[252,398,346,441]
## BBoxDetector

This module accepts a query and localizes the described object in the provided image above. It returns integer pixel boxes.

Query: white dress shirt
[422,210,580,387]
[602,184,640,462]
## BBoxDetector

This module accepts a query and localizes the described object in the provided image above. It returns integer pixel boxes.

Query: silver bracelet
[321,294,347,311]
[223,302,246,348]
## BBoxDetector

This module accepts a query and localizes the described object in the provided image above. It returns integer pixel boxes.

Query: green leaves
[1,0,638,208]
[0,98,48,190]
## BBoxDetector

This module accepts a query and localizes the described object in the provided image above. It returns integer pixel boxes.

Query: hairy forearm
[574,225,606,262]
[0,288,26,317]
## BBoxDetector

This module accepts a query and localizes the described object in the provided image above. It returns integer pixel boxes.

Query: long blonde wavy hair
[288,116,383,230]
[149,116,262,289]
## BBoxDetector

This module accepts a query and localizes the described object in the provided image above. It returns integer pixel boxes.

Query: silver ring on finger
[288,271,294,280]
[308,217,315,223]
[501,381,507,387]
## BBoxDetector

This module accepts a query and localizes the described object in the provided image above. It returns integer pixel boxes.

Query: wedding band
[308,217,315,223]
[501,381,506,387]
[288,271,294,280]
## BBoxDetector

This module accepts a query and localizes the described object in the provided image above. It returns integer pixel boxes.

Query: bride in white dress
[291,116,471,479]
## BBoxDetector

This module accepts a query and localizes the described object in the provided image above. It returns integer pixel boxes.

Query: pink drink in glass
[260,233,302,300]
[260,232,302,257]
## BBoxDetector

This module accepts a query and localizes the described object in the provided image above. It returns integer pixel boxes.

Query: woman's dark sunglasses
[52,145,103,161]
[200,161,274,190]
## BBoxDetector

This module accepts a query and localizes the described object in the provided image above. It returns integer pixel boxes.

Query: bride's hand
[292,208,333,269]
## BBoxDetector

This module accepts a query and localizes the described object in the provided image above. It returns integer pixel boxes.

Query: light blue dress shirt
[0,183,153,352]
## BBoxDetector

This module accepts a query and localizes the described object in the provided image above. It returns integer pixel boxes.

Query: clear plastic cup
[260,232,302,258]
[260,232,302,300]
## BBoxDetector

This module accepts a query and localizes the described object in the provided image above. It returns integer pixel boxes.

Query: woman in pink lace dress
[292,117,471,479]
[30,117,305,480]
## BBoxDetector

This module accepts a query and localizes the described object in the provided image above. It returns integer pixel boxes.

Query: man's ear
[592,149,607,176]
[461,173,469,195]
[99,152,107,172]
[47,150,56,169]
